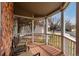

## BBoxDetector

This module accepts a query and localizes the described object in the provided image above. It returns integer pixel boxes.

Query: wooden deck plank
[38,45,62,56]
[29,44,49,56]
[28,43,63,56]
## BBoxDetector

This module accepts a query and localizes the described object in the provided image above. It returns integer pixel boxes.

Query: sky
[64,2,76,25]
[51,2,76,25]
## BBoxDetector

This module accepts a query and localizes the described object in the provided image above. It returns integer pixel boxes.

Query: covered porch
[0,2,76,56]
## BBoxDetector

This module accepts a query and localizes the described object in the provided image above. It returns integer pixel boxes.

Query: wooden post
[76,2,79,56]
[45,17,48,45]
[32,20,34,43]
[61,10,64,54]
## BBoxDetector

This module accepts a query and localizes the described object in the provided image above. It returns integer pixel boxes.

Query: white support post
[15,19,18,37]
[45,17,48,45]
[62,11,66,55]
[32,20,34,43]
[61,10,65,53]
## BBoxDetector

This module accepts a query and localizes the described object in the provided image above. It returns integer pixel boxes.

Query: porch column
[76,3,79,56]
[0,2,3,55]
[14,19,18,37]
[45,17,48,45]
[32,20,34,43]
[15,19,19,44]
[2,2,14,55]
[61,10,64,53]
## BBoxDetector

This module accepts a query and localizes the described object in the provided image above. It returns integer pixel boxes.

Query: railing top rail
[57,34,76,43]
[47,33,76,43]
[18,32,76,43]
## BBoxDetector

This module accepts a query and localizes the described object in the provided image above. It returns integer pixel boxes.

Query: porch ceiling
[14,2,67,17]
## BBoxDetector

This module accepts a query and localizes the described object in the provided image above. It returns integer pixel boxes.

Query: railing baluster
[70,40,72,56]
[57,35,59,48]
[60,36,61,49]
[55,35,57,47]
[64,38,67,55]
[72,41,75,56]
[56,35,57,47]
[51,35,52,45]
[53,34,55,46]
[68,39,70,56]
[57,36,59,48]
[57,35,58,48]
[54,35,55,47]
[67,38,69,56]
[68,40,71,56]
[55,35,56,47]
[71,41,73,56]
[52,35,53,45]
[74,43,76,56]
[72,42,74,56]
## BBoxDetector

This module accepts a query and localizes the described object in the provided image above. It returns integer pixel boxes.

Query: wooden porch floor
[13,41,64,56]
[15,44,63,56]
[28,43,64,56]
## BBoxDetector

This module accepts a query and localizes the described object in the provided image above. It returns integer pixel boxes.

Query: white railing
[48,34,76,56]
[20,33,76,56]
